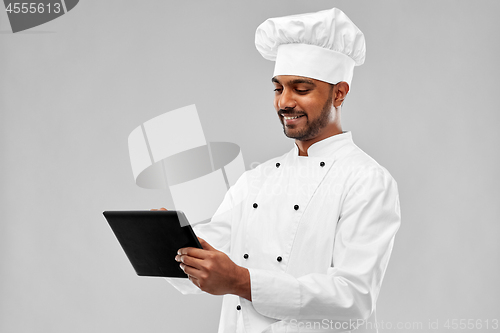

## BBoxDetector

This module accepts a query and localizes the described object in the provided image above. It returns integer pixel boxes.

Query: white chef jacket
[167,131,401,333]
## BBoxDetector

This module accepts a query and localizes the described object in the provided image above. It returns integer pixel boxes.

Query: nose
[278,88,296,110]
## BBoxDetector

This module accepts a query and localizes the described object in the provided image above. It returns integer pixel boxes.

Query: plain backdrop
[1,1,499,332]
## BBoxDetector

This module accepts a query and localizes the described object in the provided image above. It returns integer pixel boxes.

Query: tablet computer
[103,210,202,278]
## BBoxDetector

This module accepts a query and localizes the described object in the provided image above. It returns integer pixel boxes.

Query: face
[272,75,336,142]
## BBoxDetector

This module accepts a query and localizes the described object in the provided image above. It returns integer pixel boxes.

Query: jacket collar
[293,131,353,157]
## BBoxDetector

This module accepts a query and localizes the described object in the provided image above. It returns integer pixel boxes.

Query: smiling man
[273,76,348,155]
[165,8,401,333]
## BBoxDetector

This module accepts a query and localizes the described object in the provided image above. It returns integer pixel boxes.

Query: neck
[296,127,343,156]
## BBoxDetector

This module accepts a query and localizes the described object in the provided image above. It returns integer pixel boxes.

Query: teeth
[284,115,302,120]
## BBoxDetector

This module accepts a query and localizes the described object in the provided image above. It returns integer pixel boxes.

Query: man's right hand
[150,208,168,211]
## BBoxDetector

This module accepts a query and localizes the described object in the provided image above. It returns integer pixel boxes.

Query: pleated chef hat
[255,8,366,86]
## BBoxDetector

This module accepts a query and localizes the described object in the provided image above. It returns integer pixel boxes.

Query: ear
[334,82,350,107]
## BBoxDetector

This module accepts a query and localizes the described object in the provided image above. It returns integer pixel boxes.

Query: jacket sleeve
[249,168,401,321]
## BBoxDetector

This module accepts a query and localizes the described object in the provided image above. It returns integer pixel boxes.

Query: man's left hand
[176,238,252,301]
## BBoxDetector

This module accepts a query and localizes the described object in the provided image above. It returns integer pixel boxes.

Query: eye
[274,88,283,93]
[296,89,310,93]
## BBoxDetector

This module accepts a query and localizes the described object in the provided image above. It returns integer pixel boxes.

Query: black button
[320,161,325,167]
[243,253,249,259]
[294,205,299,210]
[253,203,258,208]
[277,256,282,262]
[236,305,241,310]
[276,162,280,168]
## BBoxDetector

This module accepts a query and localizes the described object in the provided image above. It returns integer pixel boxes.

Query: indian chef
[164,7,401,333]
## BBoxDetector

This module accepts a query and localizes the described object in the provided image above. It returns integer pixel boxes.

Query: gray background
[1,0,499,332]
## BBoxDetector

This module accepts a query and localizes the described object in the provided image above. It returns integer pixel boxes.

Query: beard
[280,90,334,141]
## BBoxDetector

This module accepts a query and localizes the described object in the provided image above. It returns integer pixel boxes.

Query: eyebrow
[272,77,316,86]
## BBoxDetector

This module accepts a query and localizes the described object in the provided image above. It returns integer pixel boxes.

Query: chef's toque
[255,8,366,86]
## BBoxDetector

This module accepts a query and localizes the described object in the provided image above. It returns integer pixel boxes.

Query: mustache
[278,109,306,117]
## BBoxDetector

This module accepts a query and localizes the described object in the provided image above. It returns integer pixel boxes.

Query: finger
[188,275,200,288]
[181,263,201,277]
[177,254,204,270]
[159,207,168,211]
[178,247,208,259]
[198,237,214,251]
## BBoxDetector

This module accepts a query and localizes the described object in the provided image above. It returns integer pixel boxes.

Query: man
[164,7,401,333]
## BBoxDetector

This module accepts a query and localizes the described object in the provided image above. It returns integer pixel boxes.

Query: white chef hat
[255,7,366,86]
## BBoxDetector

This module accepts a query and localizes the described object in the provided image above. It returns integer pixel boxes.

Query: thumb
[198,237,214,251]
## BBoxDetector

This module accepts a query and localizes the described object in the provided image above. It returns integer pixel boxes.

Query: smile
[283,115,304,120]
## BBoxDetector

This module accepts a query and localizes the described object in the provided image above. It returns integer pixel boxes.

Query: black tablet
[103,210,202,278]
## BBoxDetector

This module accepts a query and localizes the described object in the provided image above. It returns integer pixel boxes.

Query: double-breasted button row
[275,161,325,167]
[255,202,299,210]
[242,253,282,262]
[254,202,300,211]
